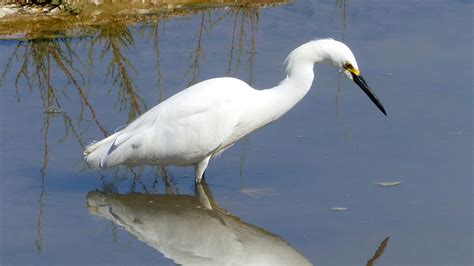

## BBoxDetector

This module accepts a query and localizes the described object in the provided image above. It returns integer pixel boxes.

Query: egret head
[326,40,387,115]
[285,39,387,115]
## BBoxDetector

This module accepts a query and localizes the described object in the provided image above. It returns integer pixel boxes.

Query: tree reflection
[334,0,353,139]
[2,38,109,137]
[151,21,165,102]
[96,22,146,121]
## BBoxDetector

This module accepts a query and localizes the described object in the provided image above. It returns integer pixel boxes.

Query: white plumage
[85,38,386,182]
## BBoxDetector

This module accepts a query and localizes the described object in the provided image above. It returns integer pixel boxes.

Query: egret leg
[196,182,213,210]
[194,156,211,183]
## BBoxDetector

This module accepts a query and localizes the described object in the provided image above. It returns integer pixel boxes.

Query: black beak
[351,72,387,116]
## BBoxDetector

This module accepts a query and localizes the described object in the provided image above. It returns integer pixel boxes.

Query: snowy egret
[84,38,386,183]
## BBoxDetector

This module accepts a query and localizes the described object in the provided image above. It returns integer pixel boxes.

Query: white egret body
[85,39,386,182]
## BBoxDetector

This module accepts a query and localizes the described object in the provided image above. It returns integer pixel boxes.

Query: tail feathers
[84,130,142,169]
[84,132,119,169]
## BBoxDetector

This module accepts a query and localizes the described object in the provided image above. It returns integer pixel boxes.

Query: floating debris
[330,207,348,212]
[376,181,402,187]
[240,188,275,198]
[44,107,62,114]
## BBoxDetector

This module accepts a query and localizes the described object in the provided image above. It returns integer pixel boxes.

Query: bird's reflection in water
[86,183,312,266]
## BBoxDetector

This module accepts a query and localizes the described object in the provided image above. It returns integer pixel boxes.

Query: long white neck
[249,40,336,129]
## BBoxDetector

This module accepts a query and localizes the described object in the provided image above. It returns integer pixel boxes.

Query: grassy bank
[0,0,288,39]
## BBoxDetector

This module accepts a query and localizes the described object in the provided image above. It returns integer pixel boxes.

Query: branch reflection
[334,0,353,139]
[366,236,390,266]
[97,21,146,121]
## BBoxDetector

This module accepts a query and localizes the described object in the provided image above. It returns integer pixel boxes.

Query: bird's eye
[344,63,353,70]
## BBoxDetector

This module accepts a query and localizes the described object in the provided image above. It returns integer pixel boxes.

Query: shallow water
[0,0,472,265]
